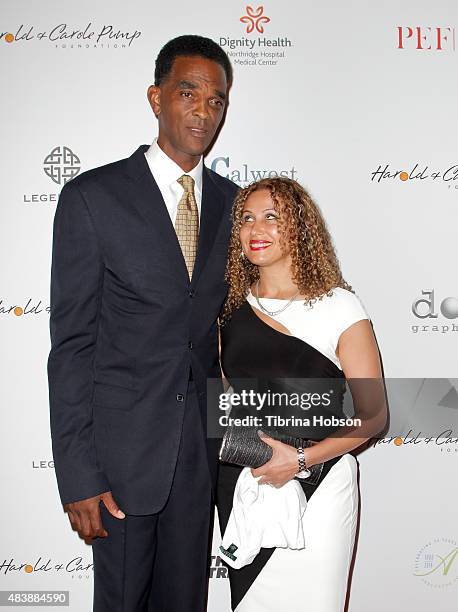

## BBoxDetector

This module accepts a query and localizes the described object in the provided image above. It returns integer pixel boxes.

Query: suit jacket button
[188,341,193,350]
[176,394,184,402]
[189,289,195,298]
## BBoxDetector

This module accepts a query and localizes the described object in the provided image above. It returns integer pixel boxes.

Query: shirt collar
[145,138,203,196]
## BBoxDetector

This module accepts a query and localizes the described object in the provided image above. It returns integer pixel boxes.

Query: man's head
[147,35,232,171]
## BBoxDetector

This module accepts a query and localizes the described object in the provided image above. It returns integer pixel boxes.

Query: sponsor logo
[219,4,292,68]
[210,155,298,185]
[397,26,456,51]
[414,539,458,588]
[240,5,270,34]
[0,557,93,579]
[373,429,458,453]
[1,23,141,49]
[0,299,50,316]
[210,555,229,578]
[44,146,81,186]
[411,290,458,334]
[23,146,80,205]
[370,163,458,189]
[32,460,55,469]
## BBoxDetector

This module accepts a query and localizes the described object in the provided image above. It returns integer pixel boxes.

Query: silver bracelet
[295,447,311,479]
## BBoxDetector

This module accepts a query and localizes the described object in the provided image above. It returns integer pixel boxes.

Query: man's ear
[147,85,161,118]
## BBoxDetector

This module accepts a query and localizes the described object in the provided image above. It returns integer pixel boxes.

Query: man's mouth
[188,127,208,138]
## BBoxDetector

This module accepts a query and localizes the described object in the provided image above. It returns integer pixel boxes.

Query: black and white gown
[217,288,369,612]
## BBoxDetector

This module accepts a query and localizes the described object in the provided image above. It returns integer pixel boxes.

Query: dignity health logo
[240,5,271,34]
[1,22,141,49]
[219,4,292,68]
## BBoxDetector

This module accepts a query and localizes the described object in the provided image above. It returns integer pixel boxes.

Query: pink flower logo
[240,6,271,34]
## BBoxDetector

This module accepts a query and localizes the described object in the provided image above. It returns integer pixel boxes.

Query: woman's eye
[266,214,278,220]
[242,215,253,222]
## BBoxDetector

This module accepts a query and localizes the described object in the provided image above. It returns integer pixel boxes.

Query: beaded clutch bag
[219,426,324,486]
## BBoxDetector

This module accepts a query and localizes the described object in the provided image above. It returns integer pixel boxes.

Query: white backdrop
[1,1,457,610]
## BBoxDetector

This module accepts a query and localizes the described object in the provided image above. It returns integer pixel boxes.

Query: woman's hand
[251,432,299,488]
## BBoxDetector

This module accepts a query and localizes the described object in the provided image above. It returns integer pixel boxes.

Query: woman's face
[239,189,290,267]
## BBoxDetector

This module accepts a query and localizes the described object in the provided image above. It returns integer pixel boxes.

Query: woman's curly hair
[220,177,352,324]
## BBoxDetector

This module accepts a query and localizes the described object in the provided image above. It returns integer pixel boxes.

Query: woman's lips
[249,241,271,251]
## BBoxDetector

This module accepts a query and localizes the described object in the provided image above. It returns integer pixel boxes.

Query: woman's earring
[240,250,245,258]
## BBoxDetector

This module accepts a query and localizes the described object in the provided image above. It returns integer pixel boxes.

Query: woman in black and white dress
[217,177,386,611]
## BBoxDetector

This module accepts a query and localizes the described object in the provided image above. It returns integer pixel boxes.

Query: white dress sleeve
[330,289,370,356]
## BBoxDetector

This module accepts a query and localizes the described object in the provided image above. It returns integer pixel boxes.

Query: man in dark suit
[47,35,237,611]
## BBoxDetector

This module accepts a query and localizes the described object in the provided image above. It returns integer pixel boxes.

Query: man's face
[148,55,228,170]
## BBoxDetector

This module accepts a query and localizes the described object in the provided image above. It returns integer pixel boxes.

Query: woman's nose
[250,219,266,235]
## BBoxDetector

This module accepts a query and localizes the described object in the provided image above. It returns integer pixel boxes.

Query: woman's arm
[252,319,387,486]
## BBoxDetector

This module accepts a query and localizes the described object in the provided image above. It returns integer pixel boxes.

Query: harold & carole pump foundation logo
[0,299,50,316]
[1,22,141,50]
[370,163,458,190]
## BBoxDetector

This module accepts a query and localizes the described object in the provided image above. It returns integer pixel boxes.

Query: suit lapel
[191,166,225,287]
[126,145,189,281]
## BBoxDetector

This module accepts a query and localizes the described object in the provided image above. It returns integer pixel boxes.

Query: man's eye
[211,98,224,107]
[181,91,192,98]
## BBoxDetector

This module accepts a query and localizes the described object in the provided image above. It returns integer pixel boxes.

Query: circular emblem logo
[43,146,81,185]
[414,538,458,588]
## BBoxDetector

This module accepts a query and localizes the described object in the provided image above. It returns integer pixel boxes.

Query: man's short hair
[154,35,232,87]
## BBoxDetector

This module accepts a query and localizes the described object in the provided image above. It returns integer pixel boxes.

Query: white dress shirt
[144,139,203,225]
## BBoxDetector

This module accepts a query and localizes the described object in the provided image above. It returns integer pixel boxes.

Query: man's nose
[193,96,209,120]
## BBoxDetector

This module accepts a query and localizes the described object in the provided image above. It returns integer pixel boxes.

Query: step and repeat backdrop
[1,0,457,610]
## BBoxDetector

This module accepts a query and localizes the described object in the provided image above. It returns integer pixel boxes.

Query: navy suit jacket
[47,144,238,514]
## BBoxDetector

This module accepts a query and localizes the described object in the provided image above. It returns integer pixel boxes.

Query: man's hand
[251,432,299,488]
[63,491,125,541]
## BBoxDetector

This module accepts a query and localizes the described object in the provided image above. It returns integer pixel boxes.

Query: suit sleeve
[47,179,110,505]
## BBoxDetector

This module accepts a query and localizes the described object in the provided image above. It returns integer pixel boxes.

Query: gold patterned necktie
[175,174,199,279]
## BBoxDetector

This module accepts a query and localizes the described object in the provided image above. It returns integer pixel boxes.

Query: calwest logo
[240,6,270,34]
